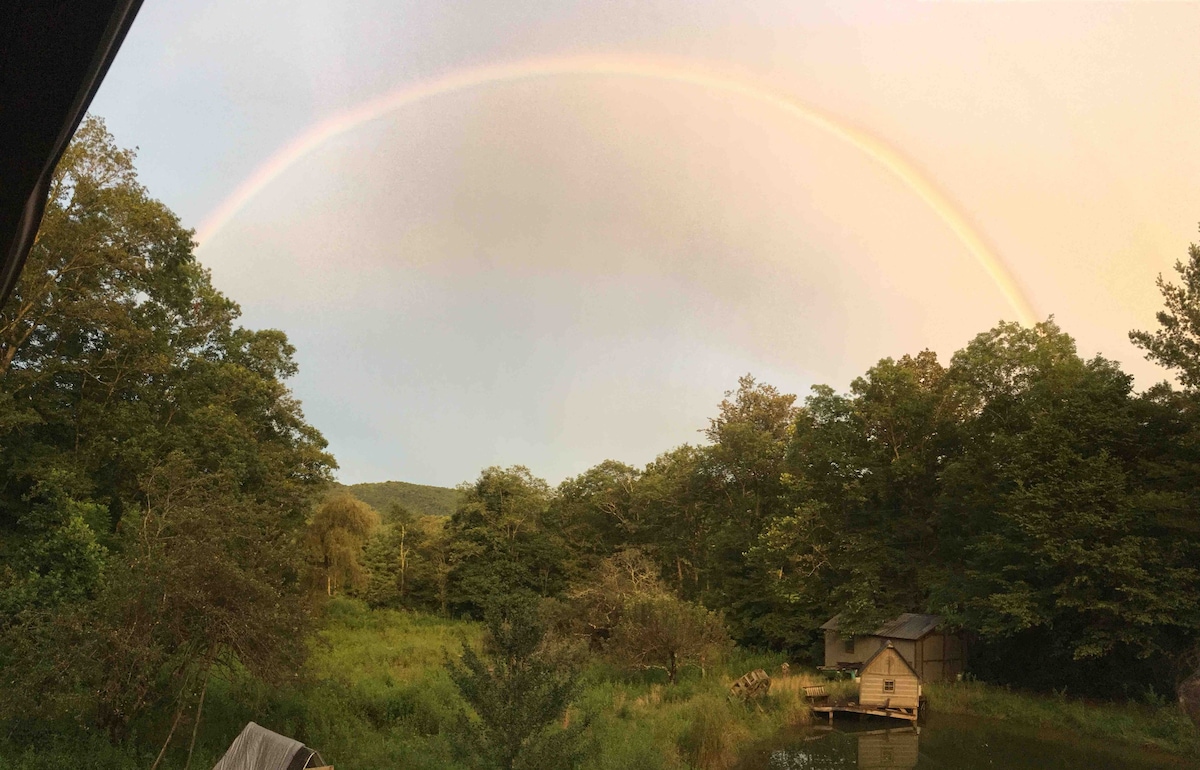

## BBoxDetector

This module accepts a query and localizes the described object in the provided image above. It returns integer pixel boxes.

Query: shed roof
[861,641,920,679]
[819,612,943,640]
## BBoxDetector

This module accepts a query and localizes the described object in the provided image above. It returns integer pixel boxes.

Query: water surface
[737,713,1191,769]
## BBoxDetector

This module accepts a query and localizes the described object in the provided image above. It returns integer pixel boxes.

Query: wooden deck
[811,704,919,723]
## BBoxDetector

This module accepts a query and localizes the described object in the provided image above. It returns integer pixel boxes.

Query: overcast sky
[90,0,1200,487]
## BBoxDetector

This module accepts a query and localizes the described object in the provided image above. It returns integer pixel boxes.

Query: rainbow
[194,55,1037,326]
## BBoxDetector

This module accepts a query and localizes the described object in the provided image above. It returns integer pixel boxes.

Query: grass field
[208,599,816,770]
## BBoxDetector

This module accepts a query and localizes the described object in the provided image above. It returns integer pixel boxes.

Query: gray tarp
[212,722,322,770]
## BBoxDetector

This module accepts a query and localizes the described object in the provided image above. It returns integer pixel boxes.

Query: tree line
[340,272,1200,701]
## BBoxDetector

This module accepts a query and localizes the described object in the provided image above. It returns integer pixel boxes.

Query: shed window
[883,679,896,693]
[843,638,854,653]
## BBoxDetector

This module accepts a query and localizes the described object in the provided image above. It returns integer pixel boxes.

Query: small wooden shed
[858,642,921,711]
[820,612,965,681]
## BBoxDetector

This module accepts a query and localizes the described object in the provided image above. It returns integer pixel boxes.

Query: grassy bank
[926,679,1200,757]
[3,601,1196,768]
[292,599,815,770]
[0,599,807,770]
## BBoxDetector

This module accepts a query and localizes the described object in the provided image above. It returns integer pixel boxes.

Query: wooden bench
[802,685,829,702]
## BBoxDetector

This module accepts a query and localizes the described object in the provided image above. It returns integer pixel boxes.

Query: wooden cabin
[820,612,965,681]
[858,642,921,711]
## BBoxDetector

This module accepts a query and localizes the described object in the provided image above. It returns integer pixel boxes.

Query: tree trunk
[668,651,677,684]
[184,670,210,770]
[150,683,190,770]
[398,526,407,599]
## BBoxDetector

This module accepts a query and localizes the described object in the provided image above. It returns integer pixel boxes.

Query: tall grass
[926,680,1200,757]
[677,696,749,770]
[9,603,1189,769]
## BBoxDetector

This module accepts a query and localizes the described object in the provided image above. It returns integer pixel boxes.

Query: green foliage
[357,504,441,610]
[934,322,1200,692]
[446,598,587,770]
[554,549,666,650]
[0,117,334,749]
[445,467,570,615]
[549,461,640,577]
[608,594,731,685]
[307,494,381,595]
[1131,233,1200,391]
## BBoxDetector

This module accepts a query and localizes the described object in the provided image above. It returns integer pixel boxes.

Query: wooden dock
[811,704,919,724]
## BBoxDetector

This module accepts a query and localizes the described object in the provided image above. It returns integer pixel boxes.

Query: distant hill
[339,480,462,518]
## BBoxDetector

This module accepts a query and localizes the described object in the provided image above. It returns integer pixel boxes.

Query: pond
[735,713,1191,770]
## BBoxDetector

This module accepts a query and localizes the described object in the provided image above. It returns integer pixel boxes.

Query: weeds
[677,696,749,770]
[926,680,1200,757]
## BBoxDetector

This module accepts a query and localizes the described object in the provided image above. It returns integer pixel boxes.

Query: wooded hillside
[340,480,461,518]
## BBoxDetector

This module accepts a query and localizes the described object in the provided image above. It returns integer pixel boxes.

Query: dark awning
[0,0,144,308]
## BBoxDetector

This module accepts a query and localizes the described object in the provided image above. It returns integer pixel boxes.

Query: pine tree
[446,597,586,770]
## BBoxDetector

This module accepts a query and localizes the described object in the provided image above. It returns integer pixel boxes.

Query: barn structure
[820,612,965,682]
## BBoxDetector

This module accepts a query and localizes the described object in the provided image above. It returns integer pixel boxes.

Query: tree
[1130,232,1200,709]
[446,597,586,770]
[738,354,956,655]
[632,445,714,596]
[0,116,335,748]
[935,321,1200,694]
[358,504,439,610]
[447,467,568,615]
[607,593,730,684]
[425,525,456,617]
[558,549,665,649]
[1130,230,1200,389]
[549,461,640,577]
[699,376,798,644]
[306,495,380,596]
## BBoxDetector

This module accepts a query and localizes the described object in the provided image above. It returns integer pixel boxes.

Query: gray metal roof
[819,612,943,640]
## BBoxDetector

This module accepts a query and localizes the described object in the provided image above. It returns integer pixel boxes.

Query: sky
[89,0,1200,487]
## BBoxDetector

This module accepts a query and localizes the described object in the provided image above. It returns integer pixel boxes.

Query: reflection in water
[751,715,1187,770]
[856,728,919,770]
[766,727,917,770]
